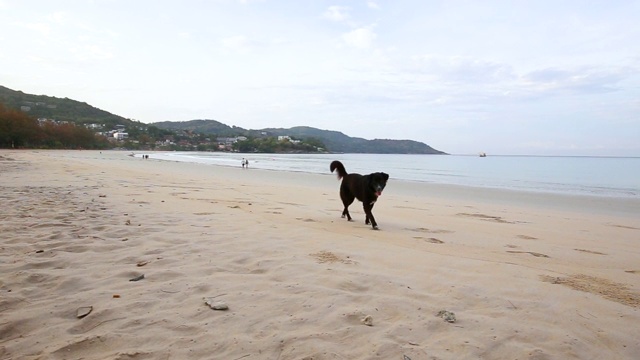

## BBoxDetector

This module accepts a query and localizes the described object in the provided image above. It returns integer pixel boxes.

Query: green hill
[0,85,136,129]
[151,119,241,137]
[259,126,445,154]
[1,85,447,154]
[152,121,446,154]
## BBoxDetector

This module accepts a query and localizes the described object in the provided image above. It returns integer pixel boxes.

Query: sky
[1,0,639,156]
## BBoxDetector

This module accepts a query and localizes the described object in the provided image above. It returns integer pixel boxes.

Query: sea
[148,152,640,199]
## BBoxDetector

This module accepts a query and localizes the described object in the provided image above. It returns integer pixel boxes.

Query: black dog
[330,160,389,230]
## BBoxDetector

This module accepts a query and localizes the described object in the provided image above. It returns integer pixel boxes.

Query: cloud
[522,66,630,94]
[19,21,52,37]
[70,44,114,61]
[525,68,571,83]
[342,27,376,49]
[412,55,514,84]
[408,55,634,102]
[46,11,67,24]
[221,35,251,52]
[323,6,350,22]
[367,1,380,10]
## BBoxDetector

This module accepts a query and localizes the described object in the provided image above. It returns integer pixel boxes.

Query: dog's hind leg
[340,193,355,221]
[342,207,352,221]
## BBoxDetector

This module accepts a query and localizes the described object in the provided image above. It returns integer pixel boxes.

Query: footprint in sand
[541,274,640,308]
[413,236,444,244]
[310,251,356,264]
[574,249,607,255]
[608,224,640,230]
[407,227,453,234]
[0,318,40,344]
[517,234,538,240]
[506,250,549,258]
[393,205,430,211]
[458,212,515,224]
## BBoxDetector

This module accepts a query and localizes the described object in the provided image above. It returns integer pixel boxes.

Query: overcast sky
[1,0,639,155]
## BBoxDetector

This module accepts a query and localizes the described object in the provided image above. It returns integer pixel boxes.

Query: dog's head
[370,172,389,196]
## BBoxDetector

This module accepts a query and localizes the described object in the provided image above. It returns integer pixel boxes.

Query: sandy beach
[1,150,639,360]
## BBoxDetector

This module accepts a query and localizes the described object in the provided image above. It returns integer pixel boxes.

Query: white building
[114,132,129,141]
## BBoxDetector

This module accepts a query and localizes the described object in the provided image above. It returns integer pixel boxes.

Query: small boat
[479,152,487,157]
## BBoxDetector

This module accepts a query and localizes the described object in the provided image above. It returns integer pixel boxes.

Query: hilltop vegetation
[0,85,135,129]
[259,126,444,154]
[1,85,446,154]
[152,119,241,137]
[152,122,446,154]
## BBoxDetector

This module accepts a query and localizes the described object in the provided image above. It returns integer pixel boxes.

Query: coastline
[150,151,640,201]
[147,150,640,218]
[1,149,639,359]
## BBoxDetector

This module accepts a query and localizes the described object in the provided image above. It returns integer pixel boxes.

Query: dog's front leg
[363,203,378,230]
[364,204,372,225]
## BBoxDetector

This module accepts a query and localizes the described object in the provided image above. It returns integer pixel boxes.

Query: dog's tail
[330,160,348,179]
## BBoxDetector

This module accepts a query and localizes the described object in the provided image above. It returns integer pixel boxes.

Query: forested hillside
[1,85,446,154]
[153,122,446,154]
[0,85,135,129]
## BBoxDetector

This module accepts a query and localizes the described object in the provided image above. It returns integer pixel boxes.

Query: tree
[0,103,40,148]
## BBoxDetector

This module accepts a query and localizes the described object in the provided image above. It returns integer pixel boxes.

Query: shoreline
[140,150,639,218]
[1,149,639,359]
[146,150,640,202]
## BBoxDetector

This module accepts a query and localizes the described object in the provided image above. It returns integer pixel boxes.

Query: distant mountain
[0,85,135,129]
[152,121,447,154]
[260,126,445,154]
[151,119,242,137]
[0,85,446,154]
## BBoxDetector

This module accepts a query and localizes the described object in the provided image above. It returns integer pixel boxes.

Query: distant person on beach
[242,158,245,168]
[245,159,249,168]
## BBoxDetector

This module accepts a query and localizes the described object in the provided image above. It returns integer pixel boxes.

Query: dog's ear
[382,173,389,181]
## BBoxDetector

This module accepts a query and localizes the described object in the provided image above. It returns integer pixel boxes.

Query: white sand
[1,150,639,359]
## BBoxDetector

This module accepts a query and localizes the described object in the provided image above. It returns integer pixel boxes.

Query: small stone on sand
[437,310,456,323]
[204,298,229,310]
[129,274,145,281]
[76,306,93,319]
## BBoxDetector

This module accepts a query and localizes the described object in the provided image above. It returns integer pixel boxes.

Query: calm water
[149,152,640,199]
